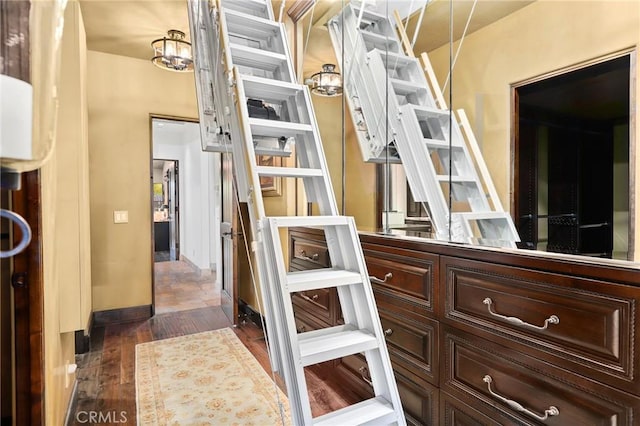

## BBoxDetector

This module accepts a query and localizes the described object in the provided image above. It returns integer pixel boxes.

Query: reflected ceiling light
[151,29,193,72]
[308,64,342,97]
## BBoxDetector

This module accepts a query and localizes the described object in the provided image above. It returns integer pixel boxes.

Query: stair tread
[454,211,515,219]
[221,0,270,19]
[313,397,396,426]
[298,325,378,366]
[424,138,452,148]
[230,43,287,66]
[287,269,362,292]
[241,74,306,100]
[351,5,392,23]
[389,77,425,95]
[403,103,449,117]
[373,48,418,66]
[223,6,276,28]
[248,117,313,138]
[241,74,304,91]
[255,166,323,177]
[359,29,399,45]
[267,216,351,228]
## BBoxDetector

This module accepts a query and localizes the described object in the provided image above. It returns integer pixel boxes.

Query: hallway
[65,258,356,425]
[154,260,220,314]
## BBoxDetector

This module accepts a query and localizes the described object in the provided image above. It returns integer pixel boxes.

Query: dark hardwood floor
[66,306,357,425]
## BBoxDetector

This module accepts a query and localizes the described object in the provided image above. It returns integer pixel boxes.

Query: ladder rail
[191,1,408,423]
[457,109,505,212]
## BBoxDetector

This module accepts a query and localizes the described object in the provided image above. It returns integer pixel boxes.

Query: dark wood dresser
[289,227,640,425]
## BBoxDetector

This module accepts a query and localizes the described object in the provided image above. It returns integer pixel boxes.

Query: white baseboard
[180,255,212,276]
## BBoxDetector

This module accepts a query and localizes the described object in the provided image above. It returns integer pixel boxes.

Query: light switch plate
[113,210,128,224]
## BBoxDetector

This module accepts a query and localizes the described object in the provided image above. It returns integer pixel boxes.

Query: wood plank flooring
[66,261,357,425]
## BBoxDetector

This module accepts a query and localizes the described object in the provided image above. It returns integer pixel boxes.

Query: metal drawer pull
[384,328,393,337]
[358,366,373,387]
[370,272,393,284]
[483,298,559,331]
[483,375,559,421]
[300,293,319,303]
[299,250,319,261]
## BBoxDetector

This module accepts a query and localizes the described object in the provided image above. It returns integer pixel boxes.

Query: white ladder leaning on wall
[328,2,520,248]
[187,0,406,424]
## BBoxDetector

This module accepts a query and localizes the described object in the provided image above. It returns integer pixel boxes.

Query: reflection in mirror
[298,0,638,263]
[515,55,631,260]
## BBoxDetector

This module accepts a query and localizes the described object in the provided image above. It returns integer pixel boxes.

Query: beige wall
[40,1,87,423]
[87,51,198,311]
[428,0,640,258]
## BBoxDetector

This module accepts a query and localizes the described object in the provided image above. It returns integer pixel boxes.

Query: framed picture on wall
[258,155,282,197]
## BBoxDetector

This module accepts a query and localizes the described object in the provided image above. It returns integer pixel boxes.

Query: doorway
[151,117,221,314]
[152,159,179,262]
[514,53,633,260]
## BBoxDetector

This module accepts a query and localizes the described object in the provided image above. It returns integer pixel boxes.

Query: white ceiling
[78,0,534,77]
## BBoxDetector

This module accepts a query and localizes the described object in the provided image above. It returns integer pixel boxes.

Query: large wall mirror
[289,0,637,263]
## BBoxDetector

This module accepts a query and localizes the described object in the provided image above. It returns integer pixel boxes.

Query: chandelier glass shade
[309,64,342,97]
[151,30,193,72]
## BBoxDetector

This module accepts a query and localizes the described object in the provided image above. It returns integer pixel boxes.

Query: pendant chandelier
[309,64,342,97]
[151,30,193,72]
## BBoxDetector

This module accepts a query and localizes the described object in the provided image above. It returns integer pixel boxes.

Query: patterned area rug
[136,328,290,425]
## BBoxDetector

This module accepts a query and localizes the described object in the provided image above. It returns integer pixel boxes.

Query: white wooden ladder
[188,0,406,424]
[328,2,520,248]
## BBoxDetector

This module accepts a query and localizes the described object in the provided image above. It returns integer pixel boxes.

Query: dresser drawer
[376,289,439,386]
[335,353,375,401]
[290,236,330,269]
[396,371,439,426]
[363,245,437,317]
[441,256,639,393]
[292,288,334,325]
[440,392,512,426]
[335,354,439,425]
[442,327,640,425]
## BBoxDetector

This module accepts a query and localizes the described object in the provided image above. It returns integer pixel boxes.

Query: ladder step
[268,215,351,228]
[287,269,363,293]
[242,74,304,91]
[241,74,306,101]
[374,48,419,68]
[407,104,449,118]
[229,43,288,72]
[389,78,425,96]
[351,6,392,23]
[424,138,451,148]
[313,397,396,426]
[224,7,278,32]
[255,166,323,178]
[221,0,270,19]
[455,211,516,220]
[248,117,313,138]
[359,30,400,52]
[298,324,378,366]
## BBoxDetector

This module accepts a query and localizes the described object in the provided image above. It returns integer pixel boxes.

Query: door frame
[510,48,637,260]
[2,2,45,422]
[220,151,239,324]
[148,114,198,315]
[152,158,180,260]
